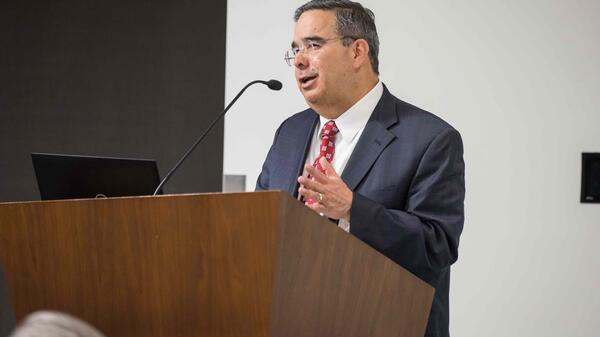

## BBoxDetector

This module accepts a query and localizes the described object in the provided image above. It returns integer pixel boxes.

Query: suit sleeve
[255,122,284,191]
[349,128,465,285]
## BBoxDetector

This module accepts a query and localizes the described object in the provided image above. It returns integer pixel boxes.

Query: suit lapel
[341,86,399,191]
[285,112,319,196]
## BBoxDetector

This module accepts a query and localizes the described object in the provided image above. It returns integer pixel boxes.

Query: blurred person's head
[10,311,105,337]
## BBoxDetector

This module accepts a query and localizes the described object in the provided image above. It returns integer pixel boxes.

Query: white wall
[224,1,600,336]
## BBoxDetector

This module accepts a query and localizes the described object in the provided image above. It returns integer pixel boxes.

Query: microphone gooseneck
[152,79,282,196]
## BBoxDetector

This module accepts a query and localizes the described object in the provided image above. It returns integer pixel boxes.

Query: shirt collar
[319,81,384,144]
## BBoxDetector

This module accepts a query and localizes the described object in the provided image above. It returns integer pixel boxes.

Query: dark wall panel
[0,1,227,202]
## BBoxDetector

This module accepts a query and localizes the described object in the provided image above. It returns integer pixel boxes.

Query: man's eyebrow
[291,36,327,48]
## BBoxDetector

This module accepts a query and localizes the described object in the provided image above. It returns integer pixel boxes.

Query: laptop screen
[31,153,161,200]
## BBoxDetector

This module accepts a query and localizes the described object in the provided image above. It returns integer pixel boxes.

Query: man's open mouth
[300,74,318,87]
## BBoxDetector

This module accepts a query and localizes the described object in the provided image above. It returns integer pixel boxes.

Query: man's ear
[352,39,370,69]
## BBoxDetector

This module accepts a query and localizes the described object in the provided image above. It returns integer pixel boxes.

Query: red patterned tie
[305,120,338,205]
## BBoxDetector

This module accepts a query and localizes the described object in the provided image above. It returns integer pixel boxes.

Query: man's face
[292,10,354,110]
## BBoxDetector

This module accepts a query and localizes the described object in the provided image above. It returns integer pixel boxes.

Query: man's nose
[294,52,308,69]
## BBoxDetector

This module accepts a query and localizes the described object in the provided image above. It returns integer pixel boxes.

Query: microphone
[152,79,282,196]
[266,79,282,90]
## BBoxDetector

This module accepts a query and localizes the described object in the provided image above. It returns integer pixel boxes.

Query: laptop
[31,153,161,200]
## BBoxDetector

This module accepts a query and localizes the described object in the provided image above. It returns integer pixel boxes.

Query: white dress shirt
[303,81,384,231]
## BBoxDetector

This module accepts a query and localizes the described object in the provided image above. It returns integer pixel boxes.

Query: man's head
[290,0,380,118]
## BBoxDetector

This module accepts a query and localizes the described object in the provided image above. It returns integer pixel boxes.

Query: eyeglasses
[284,36,354,66]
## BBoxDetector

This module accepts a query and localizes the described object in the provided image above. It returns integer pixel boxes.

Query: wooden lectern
[0,191,433,337]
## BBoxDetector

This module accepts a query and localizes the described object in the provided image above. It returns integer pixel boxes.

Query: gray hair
[294,0,380,75]
[10,311,105,337]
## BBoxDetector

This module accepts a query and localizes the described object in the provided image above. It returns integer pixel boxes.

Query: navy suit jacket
[256,85,465,337]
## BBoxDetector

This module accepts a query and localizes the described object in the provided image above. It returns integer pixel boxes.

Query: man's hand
[297,157,353,221]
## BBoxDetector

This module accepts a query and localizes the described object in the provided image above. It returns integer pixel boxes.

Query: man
[256,1,465,336]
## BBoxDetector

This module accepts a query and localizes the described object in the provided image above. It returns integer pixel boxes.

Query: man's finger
[307,202,327,214]
[319,157,339,177]
[298,186,323,203]
[297,175,323,192]
[304,164,329,183]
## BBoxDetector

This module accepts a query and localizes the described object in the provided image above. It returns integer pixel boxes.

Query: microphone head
[266,79,283,91]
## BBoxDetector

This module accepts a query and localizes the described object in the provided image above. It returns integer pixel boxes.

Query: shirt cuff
[338,217,350,232]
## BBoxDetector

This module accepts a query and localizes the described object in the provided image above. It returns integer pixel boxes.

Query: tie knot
[320,120,338,141]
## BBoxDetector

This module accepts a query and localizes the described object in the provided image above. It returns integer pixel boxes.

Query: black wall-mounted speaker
[581,153,600,203]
